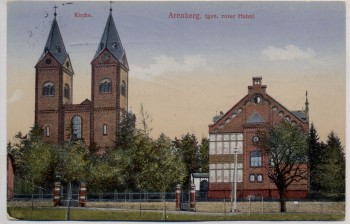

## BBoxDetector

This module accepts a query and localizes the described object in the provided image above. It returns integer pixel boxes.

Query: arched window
[121,81,126,96]
[100,43,104,50]
[250,151,262,167]
[71,115,82,140]
[99,79,112,93]
[42,82,54,96]
[112,42,117,49]
[64,84,70,99]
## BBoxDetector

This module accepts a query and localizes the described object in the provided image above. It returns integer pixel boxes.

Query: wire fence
[8,191,345,214]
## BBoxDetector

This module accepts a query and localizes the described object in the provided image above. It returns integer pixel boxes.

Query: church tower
[90,6,129,148]
[35,7,74,144]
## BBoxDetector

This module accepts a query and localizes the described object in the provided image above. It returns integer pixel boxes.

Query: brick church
[35,7,128,148]
[208,77,309,199]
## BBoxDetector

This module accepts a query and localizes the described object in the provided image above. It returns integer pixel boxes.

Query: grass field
[7,207,345,221]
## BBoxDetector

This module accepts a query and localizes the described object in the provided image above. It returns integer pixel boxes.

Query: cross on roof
[54,5,58,17]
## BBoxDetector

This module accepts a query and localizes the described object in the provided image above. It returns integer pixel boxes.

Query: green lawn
[7,207,344,221]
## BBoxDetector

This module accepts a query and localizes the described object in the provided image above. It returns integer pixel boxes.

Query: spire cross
[54,5,58,17]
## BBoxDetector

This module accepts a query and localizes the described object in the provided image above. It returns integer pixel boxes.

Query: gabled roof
[40,16,68,65]
[93,9,128,69]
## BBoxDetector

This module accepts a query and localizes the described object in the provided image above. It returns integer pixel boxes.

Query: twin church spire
[41,4,127,67]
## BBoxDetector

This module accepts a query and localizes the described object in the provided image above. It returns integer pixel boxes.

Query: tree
[173,133,201,190]
[312,132,345,198]
[198,137,209,173]
[256,121,308,212]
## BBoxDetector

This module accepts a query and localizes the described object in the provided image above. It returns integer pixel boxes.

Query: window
[252,95,262,104]
[64,84,70,99]
[99,79,112,93]
[100,43,104,50]
[257,174,263,182]
[42,82,54,96]
[66,61,70,68]
[249,175,255,182]
[250,151,262,167]
[121,81,126,96]
[112,42,117,49]
[71,115,82,140]
[45,126,50,137]
[103,124,107,136]
[56,46,61,53]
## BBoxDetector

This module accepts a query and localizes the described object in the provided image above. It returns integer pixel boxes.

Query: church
[35,7,129,148]
[208,77,309,199]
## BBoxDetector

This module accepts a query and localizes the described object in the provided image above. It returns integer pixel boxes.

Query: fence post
[53,182,61,207]
[190,184,196,211]
[261,197,264,213]
[175,184,181,211]
[79,182,86,207]
[249,196,251,215]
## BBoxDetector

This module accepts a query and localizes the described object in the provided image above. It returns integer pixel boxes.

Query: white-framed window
[210,163,243,183]
[249,175,255,182]
[257,174,263,182]
[250,151,262,167]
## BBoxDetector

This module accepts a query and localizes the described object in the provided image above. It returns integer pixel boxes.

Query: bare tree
[256,121,308,212]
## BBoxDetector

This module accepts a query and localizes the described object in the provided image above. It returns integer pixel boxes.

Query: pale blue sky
[7,1,346,144]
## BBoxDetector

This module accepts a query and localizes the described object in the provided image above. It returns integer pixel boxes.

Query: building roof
[93,9,128,69]
[191,173,209,178]
[291,110,307,121]
[40,16,68,65]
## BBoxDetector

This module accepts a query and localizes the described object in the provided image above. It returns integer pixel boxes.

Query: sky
[5,1,346,145]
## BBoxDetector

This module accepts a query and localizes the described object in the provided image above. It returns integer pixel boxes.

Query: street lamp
[231,147,239,213]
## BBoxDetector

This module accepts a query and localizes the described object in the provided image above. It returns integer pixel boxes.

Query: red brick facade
[35,11,128,149]
[208,77,309,199]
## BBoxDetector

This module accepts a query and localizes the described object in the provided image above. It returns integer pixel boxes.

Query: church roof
[93,9,128,68]
[40,16,68,65]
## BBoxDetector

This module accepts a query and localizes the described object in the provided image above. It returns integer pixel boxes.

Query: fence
[8,191,345,215]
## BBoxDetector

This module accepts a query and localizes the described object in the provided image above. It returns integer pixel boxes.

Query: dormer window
[112,42,117,49]
[100,43,104,50]
[66,61,70,68]
[56,46,61,53]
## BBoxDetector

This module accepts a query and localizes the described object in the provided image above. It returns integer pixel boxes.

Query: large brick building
[208,77,309,199]
[35,8,128,148]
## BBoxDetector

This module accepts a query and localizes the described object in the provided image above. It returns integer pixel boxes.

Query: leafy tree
[173,133,201,190]
[256,121,308,212]
[55,141,89,185]
[115,112,136,150]
[25,142,57,187]
[198,137,209,173]
[8,124,44,178]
